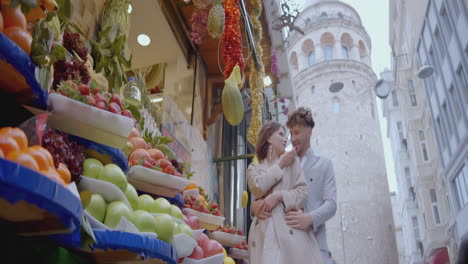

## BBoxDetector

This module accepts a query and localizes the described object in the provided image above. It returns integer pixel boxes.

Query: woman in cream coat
[248,121,322,264]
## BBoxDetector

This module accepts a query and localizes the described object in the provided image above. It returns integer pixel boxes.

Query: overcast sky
[295,0,397,192]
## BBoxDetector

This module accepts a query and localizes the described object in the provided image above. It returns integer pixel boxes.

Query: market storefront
[0,0,275,263]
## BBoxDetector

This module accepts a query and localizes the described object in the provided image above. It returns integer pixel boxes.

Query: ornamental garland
[247,0,265,146]
[190,9,209,45]
[222,0,244,78]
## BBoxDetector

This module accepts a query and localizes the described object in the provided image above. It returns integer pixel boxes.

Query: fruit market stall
[0,0,276,262]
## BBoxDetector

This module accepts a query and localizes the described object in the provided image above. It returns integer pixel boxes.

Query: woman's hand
[264,192,283,212]
[278,149,297,168]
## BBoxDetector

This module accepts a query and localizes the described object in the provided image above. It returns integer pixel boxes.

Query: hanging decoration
[193,0,212,9]
[271,49,280,78]
[207,4,225,39]
[222,0,244,78]
[222,65,244,126]
[247,0,265,146]
[190,9,209,45]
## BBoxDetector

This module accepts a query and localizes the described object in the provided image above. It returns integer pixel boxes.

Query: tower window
[341,46,349,59]
[325,46,333,60]
[332,98,341,113]
[308,51,315,66]
[320,12,328,19]
[311,85,315,95]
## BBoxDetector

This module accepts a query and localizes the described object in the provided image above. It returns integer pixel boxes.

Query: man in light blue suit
[252,107,337,264]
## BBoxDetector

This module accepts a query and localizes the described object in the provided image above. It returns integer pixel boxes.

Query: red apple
[188,245,204,260]
[147,149,164,161]
[185,214,200,230]
[203,240,223,257]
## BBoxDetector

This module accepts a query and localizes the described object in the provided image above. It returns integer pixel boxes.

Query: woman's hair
[286,107,315,129]
[256,121,285,161]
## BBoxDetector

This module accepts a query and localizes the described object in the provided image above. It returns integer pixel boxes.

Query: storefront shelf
[0,33,48,109]
[0,158,82,235]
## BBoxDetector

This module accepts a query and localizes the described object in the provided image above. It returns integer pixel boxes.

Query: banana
[241,191,249,208]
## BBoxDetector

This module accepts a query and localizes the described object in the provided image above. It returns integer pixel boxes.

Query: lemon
[224,257,235,264]
[222,247,227,256]
[242,190,249,208]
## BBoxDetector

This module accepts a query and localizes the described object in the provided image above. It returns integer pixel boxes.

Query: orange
[184,180,198,190]
[5,127,27,150]
[29,145,54,167]
[0,127,13,135]
[56,163,71,184]
[3,26,32,55]
[0,135,20,156]
[6,151,40,171]
[40,168,65,186]
[1,3,26,29]
[26,147,50,171]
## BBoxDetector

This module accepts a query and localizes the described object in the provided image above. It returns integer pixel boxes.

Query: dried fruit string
[222,0,244,78]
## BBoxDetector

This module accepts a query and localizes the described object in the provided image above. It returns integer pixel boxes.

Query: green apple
[131,210,156,233]
[84,193,107,222]
[104,201,132,229]
[138,194,154,212]
[170,205,183,219]
[98,164,128,191]
[177,223,193,238]
[83,158,104,178]
[125,184,139,210]
[122,141,133,156]
[152,198,171,214]
[154,214,175,243]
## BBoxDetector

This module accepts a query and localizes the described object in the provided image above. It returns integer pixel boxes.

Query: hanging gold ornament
[247,0,265,146]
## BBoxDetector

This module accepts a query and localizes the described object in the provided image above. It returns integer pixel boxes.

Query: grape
[42,128,85,182]
[53,59,90,88]
[63,31,88,61]
[170,159,183,174]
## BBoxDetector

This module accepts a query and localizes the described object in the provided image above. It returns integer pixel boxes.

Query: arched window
[308,51,315,66]
[320,12,328,19]
[341,46,349,59]
[320,32,335,61]
[332,98,341,113]
[359,40,367,58]
[305,18,311,26]
[338,12,344,18]
[311,85,316,95]
[325,46,333,60]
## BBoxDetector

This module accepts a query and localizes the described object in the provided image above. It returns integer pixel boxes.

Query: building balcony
[422,224,449,260]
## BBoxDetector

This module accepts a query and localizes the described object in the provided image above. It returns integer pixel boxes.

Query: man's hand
[278,149,297,168]
[285,208,313,230]
[264,192,282,212]
[251,199,272,220]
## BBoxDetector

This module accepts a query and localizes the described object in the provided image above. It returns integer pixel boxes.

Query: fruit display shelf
[70,135,129,173]
[228,248,249,260]
[208,231,245,247]
[0,33,48,109]
[137,191,185,208]
[182,208,225,231]
[54,228,178,264]
[78,176,133,209]
[180,253,225,264]
[127,165,190,198]
[0,158,82,235]
[46,94,134,149]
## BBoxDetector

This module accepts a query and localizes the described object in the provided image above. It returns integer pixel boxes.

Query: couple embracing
[248,107,337,264]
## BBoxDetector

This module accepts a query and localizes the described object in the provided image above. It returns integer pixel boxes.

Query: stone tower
[286,1,398,263]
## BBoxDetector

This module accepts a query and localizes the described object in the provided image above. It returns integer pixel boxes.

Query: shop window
[418,130,430,162]
[429,189,441,224]
[452,165,468,210]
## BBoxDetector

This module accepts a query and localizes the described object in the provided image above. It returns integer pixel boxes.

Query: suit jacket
[302,149,337,253]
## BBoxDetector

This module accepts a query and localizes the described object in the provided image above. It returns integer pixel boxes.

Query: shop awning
[428,247,449,264]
